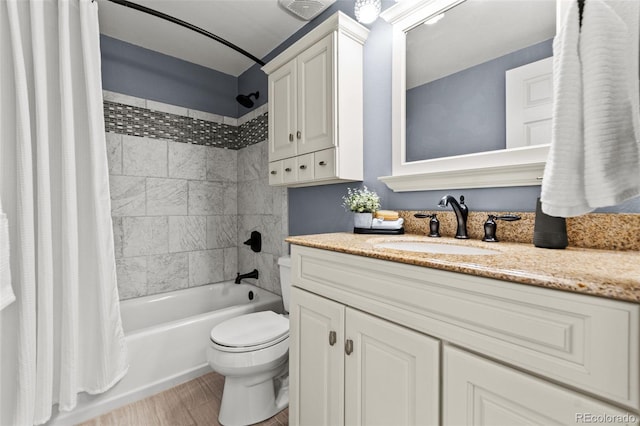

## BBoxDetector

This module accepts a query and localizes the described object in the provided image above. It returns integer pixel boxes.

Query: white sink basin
[374,241,499,255]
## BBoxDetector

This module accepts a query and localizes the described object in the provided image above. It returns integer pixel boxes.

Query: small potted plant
[342,186,381,229]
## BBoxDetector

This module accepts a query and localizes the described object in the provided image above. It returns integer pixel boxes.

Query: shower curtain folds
[0,0,128,424]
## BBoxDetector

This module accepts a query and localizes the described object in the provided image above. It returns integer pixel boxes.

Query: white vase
[354,212,373,229]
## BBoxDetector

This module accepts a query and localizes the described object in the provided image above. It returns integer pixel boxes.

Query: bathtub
[49,282,282,425]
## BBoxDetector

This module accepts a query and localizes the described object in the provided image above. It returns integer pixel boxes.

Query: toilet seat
[210,311,289,353]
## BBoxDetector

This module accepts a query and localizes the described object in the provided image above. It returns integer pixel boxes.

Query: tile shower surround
[237,142,288,297]
[104,92,287,300]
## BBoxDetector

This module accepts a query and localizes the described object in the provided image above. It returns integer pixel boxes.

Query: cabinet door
[345,308,440,426]
[443,346,637,426]
[269,60,297,161]
[297,33,334,155]
[289,288,345,426]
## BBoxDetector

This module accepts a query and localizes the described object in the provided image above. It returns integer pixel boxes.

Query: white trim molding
[379,144,549,191]
[379,160,546,191]
[379,0,557,192]
[261,11,369,75]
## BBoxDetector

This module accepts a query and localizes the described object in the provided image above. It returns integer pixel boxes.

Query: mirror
[380,0,559,191]
[406,0,555,161]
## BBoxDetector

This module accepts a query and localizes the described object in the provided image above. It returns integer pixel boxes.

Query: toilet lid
[210,311,289,348]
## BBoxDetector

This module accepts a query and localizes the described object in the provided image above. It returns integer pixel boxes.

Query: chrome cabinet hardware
[329,331,336,346]
[345,339,353,355]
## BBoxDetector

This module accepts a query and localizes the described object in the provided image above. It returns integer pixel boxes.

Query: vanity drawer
[268,161,283,185]
[291,246,640,411]
[314,148,336,180]
[296,153,314,182]
[282,157,297,184]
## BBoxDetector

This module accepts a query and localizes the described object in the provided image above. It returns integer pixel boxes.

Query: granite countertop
[286,232,640,304]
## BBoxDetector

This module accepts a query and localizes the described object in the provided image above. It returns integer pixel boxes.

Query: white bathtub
[49,282,282,425]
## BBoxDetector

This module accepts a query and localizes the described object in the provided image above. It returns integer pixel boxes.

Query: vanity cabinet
[289,244,640,425]
[262,12,368,187]
[289,287,439,426]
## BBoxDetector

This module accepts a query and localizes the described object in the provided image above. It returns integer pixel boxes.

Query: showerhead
[236,91,259,108]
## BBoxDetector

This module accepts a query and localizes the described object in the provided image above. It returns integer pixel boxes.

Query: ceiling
[97,0,311,77]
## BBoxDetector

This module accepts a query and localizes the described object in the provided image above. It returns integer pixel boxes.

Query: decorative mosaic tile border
[102,90,268,150]
[239,113,268,147]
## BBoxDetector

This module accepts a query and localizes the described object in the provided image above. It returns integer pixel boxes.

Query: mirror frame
[379,0,562,192]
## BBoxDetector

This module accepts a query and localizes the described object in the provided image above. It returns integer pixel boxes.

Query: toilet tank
[278,256,291,312]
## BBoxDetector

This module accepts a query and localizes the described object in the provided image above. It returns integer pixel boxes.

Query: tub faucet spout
[438,195,469,239]
[235,269,259,284]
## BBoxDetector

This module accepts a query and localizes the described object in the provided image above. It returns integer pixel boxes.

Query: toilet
[206,256,291,426]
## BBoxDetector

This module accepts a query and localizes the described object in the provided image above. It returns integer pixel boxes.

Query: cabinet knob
[345,339,353,355]
[329,331,336,346]
[318,161,327,166]
[296,131,301,139]
[270,170,277,175]
[289,133,294,142]
[299,165,307,170]
[285,167,292,172]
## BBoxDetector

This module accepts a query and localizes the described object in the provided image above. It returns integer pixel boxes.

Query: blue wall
[406,39,553,161]
[100,35,239,117]
[270,2,640,235]
[273,2,543,235]
[99,4,640,238]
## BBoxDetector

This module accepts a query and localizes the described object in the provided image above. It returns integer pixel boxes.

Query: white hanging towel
[541,0,640,217]
[582,0,640,208]
[0,197,15,311]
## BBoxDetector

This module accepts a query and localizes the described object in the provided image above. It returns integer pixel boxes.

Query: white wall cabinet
[263,12,369,187]
[289,245,640,425]
[289,287,440,426]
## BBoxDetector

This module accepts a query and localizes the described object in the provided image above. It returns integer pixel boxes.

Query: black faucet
[235,269,259,284]
[438,195,469,239]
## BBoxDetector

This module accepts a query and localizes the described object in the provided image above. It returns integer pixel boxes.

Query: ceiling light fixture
[424,13,445,25]
[354,0,381,24]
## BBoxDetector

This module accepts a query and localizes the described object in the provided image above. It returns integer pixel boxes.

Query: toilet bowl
[207,256,291,426]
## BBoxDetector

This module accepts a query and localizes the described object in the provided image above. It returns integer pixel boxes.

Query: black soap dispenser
[533,198,568,249]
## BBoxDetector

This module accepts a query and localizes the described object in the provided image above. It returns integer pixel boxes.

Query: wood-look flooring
[80,372,289,426]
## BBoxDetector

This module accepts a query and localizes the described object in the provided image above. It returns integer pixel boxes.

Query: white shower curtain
[0,0,128,424]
